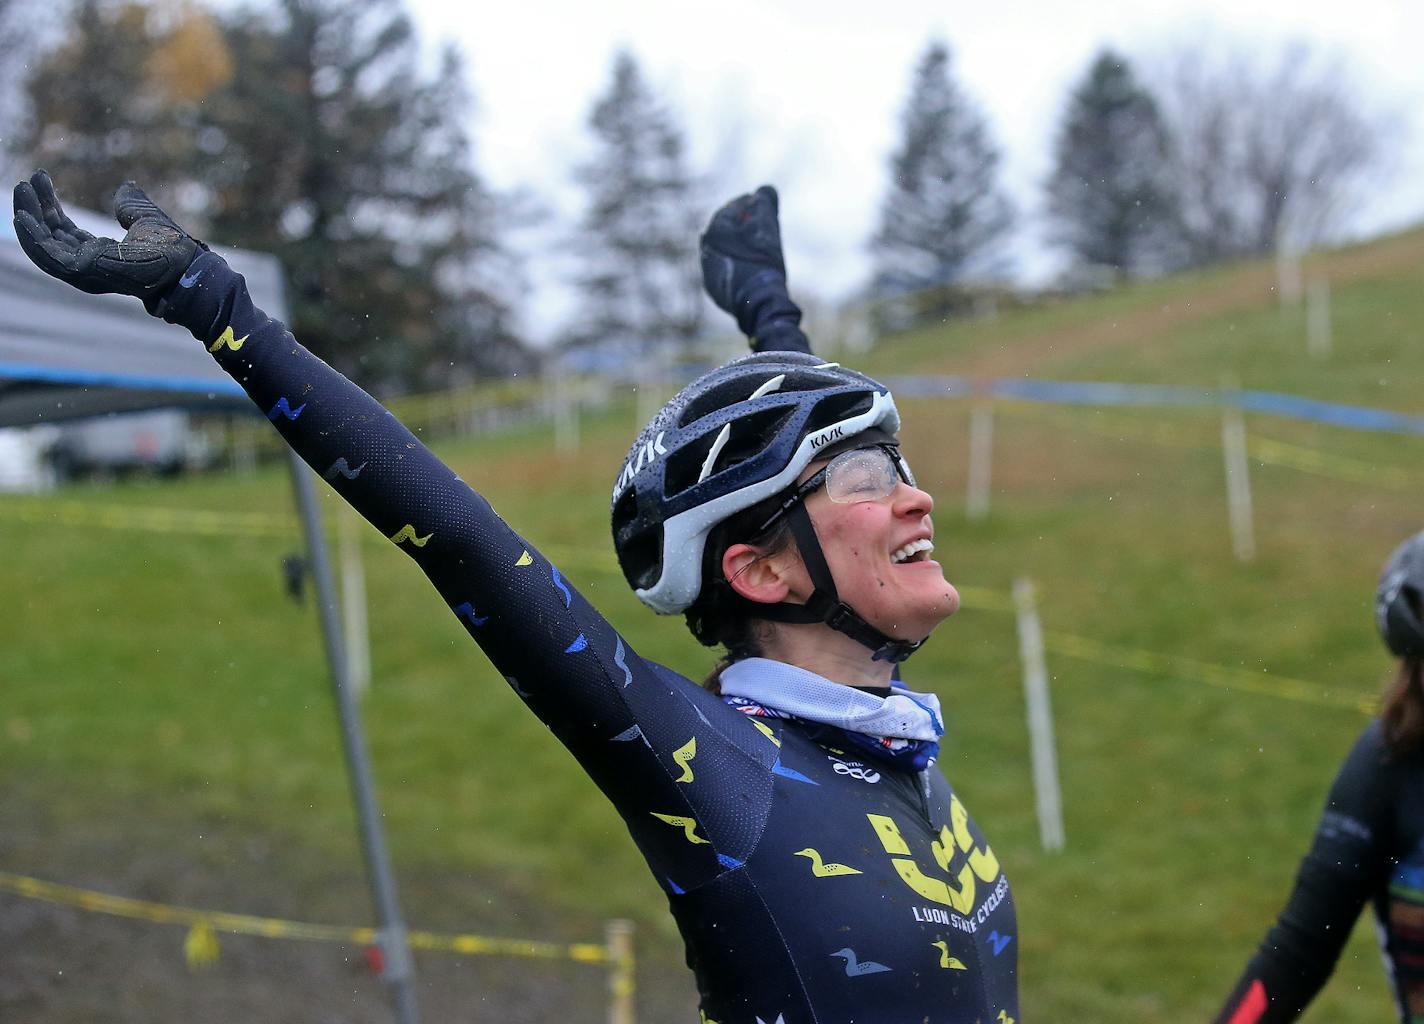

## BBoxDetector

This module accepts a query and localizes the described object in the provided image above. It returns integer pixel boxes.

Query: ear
[722,542,794,605]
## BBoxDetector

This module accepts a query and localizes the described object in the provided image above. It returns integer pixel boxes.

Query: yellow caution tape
[1045,630,1378,715]
[0,870,616,965]
[0,498,295,537]
[1027,405,1416,489]
[184,919,221,969]
[1248,435,1414,488]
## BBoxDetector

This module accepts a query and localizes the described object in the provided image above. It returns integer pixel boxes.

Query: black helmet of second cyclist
[1378,530,1424,660]
[611,351,919,663]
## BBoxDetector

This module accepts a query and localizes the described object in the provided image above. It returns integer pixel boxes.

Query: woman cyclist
[1215,531,1424,1023]
[13,172,1018,1024]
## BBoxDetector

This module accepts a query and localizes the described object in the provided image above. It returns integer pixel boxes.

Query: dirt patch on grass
[0,782,695,1024]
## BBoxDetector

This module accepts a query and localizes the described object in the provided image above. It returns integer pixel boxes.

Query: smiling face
[803,476,960,643]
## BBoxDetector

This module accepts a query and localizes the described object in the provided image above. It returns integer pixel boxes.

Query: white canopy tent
[0,205,284,425]
[2,204,421,1023]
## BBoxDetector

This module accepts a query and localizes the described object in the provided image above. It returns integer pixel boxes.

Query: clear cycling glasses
[756,444,916,534]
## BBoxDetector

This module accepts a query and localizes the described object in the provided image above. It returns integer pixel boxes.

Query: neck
[757,620,896,688]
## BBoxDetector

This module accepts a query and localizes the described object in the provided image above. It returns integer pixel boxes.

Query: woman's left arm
[1213,721,1397,1023]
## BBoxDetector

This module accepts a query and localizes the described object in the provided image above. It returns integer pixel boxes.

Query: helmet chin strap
[752,502,923,664]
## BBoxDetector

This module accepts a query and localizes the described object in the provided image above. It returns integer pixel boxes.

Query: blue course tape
[884,373,1424,437]
[991,378,1211,408]
[1232,390,1424,436]
[0,360,247,398]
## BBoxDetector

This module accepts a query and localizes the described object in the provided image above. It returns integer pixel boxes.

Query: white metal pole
[286,451,419,1024]
[1220,389,1256,563]
[338,502,371,698]
[965,401,994,522]
[606,918,636,1024]
[1306,276,1332,359]
[553,363,579,453]
[1013,577,1065,851]
[1275,242,1302,311]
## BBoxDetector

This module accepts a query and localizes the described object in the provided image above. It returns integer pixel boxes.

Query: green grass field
[4,230,1423,1021]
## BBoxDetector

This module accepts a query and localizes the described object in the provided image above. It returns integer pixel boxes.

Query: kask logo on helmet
[808,426,844,450]
[613,430,667,501]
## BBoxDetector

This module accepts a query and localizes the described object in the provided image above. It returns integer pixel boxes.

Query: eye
[826,450,897,502]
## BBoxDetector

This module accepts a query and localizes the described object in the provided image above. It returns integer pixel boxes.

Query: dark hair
[1381,658,1424,756]
[684,493,796,692]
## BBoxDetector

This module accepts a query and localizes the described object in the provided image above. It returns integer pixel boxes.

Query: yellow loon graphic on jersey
[699,1012,719,1024]
[650,812,709,845]
[672,737,696,783]
[207,326,249,352]
[932,940,967,970]
[749,719,781,747]
[998,1012,1015,1024]
[389,524,432,547]
[515,549,533,566]
[867,794,1000,914]
[794,848,862,877]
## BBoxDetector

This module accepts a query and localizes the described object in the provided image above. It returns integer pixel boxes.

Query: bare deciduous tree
[1154,39,1383,264]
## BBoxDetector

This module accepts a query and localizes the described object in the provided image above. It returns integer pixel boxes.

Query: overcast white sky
[410,0,1424,342]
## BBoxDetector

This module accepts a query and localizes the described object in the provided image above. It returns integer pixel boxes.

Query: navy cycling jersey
[1216,719,1424,1023]
[160,252,1019,1024]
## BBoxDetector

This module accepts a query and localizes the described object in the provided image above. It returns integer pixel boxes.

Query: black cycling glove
[12,169,206,314]
[699,185,811,354]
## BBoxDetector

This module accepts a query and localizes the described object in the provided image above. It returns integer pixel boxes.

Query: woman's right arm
[14,173,773,892]
[1213,722,1397,1023]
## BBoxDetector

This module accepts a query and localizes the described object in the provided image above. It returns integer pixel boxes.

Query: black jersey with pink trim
[1216,719,1424,1024]
[159,252,1019,1024]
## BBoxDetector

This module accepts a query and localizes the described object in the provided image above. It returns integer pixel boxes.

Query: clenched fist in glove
[699,185,811,355]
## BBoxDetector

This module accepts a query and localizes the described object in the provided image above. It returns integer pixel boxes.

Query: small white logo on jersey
[827,755,880,783]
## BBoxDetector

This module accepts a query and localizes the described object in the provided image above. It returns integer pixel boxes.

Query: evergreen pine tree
[1044,50,1180,279]
[22,0,525,392]
[566,50,703,351]
[22,0,222,212]
[0,0,49,179]
[196,0,525,391]
[872,41,1013,321]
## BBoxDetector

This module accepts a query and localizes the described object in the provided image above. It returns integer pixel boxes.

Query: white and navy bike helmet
[1378,531,1424,660]
[611,351,920,662]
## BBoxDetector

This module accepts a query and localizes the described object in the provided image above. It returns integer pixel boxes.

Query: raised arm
[699,184,813,355]
[10,172,769,849]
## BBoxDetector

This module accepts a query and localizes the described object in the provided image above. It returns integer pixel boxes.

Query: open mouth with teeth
[890,538,935,565]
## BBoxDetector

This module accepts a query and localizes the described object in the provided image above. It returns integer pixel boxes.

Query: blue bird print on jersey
[988,931,1012,956]
[324,457,367,481]
[564,633,588,654]
[771,756,818,785]
[831,948,891,976]
[613,637,632,687]
[612,724,652,750]
[550,565,572,609]
[452,601,489,627]
[267,396,307,421]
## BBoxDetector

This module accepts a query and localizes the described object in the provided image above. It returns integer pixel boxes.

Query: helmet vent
[695,374,785,485]
[804,391,875,437]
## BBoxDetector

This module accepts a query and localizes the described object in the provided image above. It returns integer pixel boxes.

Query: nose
[892,479,934,519]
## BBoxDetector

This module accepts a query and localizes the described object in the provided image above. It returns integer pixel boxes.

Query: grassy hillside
[3,230,1422,1021]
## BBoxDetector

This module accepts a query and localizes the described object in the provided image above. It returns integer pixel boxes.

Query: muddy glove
[12,169,207,314]
[699,185,810,354]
